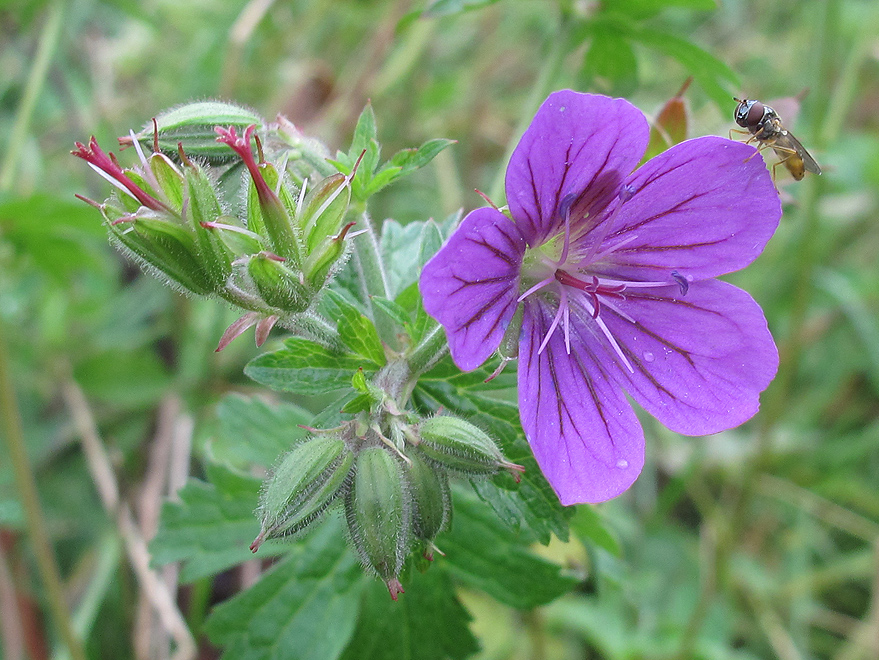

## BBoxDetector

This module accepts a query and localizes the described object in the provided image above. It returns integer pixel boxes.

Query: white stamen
[88,162,138,201]
[538,294,567,355]
[518,276,555,303]
[594,315,634,373]
[588,233,640,262]
[296,178,309,217]
[129,129,163,199]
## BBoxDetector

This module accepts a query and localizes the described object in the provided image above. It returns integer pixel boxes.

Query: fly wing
[775,131,821,175]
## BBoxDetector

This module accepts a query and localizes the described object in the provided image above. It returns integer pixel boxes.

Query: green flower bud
[247,252,311,312]
[416,416,524,478]
[302,221,355,290]
[252,436,354,551]
[123,101,265,162]
[105,206,213,296]
[148,152,186,212]
[345,447,410,600]
[299,173,351,253]
[185,163,234,291]
[405,449,451,545]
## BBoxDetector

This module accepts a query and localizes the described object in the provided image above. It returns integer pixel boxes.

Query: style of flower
[419,90,781,505]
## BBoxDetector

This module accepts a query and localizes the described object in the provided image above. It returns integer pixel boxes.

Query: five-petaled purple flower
[419,90,781,505]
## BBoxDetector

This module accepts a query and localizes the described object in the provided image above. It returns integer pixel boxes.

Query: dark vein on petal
[467,235,518,265]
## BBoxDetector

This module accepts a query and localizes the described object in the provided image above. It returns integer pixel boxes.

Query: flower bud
[405,449,451,545]
[104,205,214,296]
[122,101,265,162]
[299,173,351,252]
[345,447,410,599]
[252,436,354,551]
[247,252,311,312]
[185,162,234,291]
[416,416,524,478]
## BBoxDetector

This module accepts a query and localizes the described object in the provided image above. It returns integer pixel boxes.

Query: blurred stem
[0,0,64,192]
[488,13,570,203]
[185,577,212,639]
[54,533,121,660]
[0,322,86,660]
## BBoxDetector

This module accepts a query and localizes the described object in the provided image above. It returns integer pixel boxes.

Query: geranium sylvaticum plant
[72,90,780,631]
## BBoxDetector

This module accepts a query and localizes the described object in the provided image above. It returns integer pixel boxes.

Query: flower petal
[420,207,525,371]
[518,299,644,505]
[598,279,778,435]
[506,90,649,247]
[597,136,781,281]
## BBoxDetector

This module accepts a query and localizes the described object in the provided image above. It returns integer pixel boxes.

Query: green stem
[488,13,570,203]
[349,206,397,346]
[0,319,86,660]
[0,0,64,192]
[407,321,447,378]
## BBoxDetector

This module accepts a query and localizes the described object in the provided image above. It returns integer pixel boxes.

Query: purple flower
[419,91,781,505]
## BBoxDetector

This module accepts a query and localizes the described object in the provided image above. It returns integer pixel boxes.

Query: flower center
[516,184,684,371]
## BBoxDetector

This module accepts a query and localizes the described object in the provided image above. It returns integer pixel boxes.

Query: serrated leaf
[245,337,375,395]
[338,567,478,660]
[206,516,366,660]
[440,489,579,608]
[150,465,285,582]
[322,290,386,366]
[213,394,314,469]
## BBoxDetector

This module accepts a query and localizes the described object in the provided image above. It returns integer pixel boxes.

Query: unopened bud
[299,173,351,253]
[405,449,451,544]
[417,416,524,478]
[185,163,234,291]
[345,447,410,598]
[247,252,311,312]
[252,436,354,551]
[122,101,265,162]
[105,207,214,296]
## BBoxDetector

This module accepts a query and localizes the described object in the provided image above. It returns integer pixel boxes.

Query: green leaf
[322,290,387,366]
[74,350,171,407]
[213,394,314,470]
[150,465,285,582]
[381,219,427,298]
[370,295,411,328]
[582,25,638,95]
[608,0,716,20]
[338,567,478,660]
[440,489,579,608]
[389,138,456,176]
[629,27,738,110]
[569,504,621,557]
[349,102,378,160]
[205,517,366,660]
[245,337,375,395]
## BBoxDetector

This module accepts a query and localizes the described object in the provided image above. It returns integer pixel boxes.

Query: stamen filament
[518,276,555,303]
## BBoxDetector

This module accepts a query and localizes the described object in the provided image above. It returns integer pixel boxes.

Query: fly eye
[746,101,765,126]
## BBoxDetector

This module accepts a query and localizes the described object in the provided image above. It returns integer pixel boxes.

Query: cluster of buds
[251,414,524,600]
[72,102,357,349]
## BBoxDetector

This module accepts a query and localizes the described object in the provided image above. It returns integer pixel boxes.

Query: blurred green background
[1,0,878,658]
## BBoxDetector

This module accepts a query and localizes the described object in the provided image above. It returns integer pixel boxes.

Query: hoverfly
[733,98,821,181]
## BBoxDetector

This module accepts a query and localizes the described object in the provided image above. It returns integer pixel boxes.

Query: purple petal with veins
[518,299,644,505]
[505,91,649,247]
[420,207,526,370]
[592,136,781,282]
[598,279,779,435]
